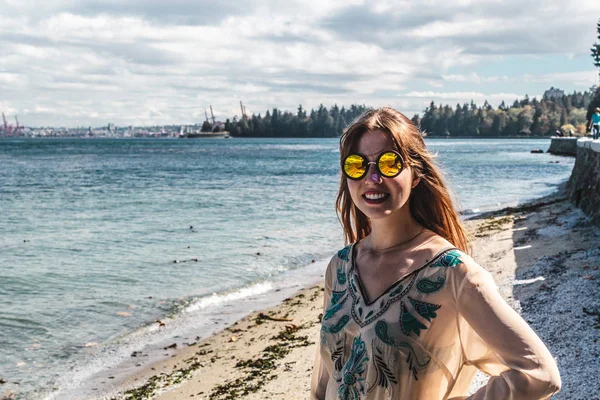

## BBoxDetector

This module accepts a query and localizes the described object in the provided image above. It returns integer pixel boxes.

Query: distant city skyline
[1,0,600,128]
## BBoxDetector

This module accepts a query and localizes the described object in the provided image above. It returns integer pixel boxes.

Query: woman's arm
[310,258,334,399]
[455,258,561,400]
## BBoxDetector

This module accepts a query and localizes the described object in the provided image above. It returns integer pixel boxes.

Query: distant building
[544,86,565,99]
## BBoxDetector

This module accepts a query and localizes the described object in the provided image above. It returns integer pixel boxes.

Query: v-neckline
[350,243,456,306]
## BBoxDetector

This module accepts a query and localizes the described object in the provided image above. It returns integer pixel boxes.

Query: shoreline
[39,258,332,400]
[79,186,600,400]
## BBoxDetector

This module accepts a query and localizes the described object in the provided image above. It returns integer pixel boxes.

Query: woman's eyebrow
[362,150,393,158]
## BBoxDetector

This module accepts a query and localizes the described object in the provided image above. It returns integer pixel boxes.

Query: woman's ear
[412,176,421,188]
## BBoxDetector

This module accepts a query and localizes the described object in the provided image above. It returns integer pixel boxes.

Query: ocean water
[0,138,574,399]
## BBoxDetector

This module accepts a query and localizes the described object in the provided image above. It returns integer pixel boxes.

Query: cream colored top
[311,244,561,400]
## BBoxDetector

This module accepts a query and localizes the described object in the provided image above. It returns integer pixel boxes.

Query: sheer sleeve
[454,258,561,400]
[310,257,335,399]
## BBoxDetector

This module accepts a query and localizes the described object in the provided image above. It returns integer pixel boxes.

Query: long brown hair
[335,107,472,254]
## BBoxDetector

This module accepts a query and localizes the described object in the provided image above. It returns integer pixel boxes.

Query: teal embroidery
[375,320,430,380]
[324,291,348,321]
[349,271,417,328]
[337,245,352,262]
[350,278,358,293]
[409,297,441,322]
[374,320,393,346]
[433,249,462,268]
[388,283,404,297]
[327,315,350,334]
[400,302,427,337]
[331,290,346,306]
[324,300,346,321]
[322,315,350,336]
[338,336,369,399]
[337,266,347,285]
[416,276,445,294]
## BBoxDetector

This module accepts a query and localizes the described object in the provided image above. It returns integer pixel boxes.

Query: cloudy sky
[1,0,599,127]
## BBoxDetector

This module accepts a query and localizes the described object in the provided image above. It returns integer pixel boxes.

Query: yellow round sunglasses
[342,151,404,180]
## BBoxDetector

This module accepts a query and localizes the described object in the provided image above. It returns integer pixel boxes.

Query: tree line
[415,90,595,137]
[205,88,595,138]
[212,104,369,138]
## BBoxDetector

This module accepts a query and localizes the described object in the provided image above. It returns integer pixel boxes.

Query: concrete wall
[568,139,600,223]
[547,137,578,156]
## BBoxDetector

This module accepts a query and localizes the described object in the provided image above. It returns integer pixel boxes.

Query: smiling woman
[311,107,561,400]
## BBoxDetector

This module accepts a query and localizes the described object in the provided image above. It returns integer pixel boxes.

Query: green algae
[208,324,314,400]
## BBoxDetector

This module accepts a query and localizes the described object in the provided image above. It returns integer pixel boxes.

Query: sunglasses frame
[342,150,404,180]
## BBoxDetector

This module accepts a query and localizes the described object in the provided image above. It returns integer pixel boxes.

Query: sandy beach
[96,187,600,400]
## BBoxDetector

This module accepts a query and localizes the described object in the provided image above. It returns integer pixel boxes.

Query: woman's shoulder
[418,231,479,274]
[417,231,458,260]
[419,234,496,300]
[334,243,353,263]
[322,244,355,290]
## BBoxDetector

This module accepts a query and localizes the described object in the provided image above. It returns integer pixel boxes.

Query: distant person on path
[590,107,600,140]
[311,107,561,399]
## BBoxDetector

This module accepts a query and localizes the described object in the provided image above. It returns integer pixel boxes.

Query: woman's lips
[362,191,389,204]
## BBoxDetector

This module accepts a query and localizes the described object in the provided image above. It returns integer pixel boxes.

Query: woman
[589,107,600,140]
[311,107,561,399]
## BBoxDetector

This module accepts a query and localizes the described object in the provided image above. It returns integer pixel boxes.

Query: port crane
[1,112,23,135]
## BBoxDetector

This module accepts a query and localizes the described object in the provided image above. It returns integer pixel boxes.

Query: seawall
[547,137,578,156]
[568,138,600,223]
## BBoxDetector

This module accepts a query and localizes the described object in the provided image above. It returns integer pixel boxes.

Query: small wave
[185,282,273,313]
[461,208,481,216]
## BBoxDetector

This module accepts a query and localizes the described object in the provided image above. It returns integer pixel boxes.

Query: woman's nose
[366,163,382,183]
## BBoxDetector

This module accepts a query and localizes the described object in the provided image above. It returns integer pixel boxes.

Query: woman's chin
[357,202,411,221]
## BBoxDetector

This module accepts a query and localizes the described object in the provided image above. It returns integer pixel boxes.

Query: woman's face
[346,130,417,221]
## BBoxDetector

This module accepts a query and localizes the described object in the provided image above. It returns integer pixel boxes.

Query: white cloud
[523,70,599,87]
[0,0,599,127]
[401,91,531,109]
[442,73,509,84]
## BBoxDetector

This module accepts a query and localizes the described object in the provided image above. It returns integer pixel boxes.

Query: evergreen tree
[490,112,507,136]
[411,114,420,128]
[591,18,600,83]
[297,105,306,119]
[530,106,543,136]
[560,108,568,126]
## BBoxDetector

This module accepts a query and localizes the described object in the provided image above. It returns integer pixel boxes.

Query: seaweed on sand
[475,215,514,237]
[209,324,314,400]
[109,323,313,400]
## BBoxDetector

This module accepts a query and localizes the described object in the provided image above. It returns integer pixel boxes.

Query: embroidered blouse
[311,245,561,400]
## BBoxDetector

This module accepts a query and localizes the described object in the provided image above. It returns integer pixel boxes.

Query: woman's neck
[365,210,423,252]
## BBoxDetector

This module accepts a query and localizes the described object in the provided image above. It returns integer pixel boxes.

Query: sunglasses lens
[344,154,366,179]
[378,152,402,177]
